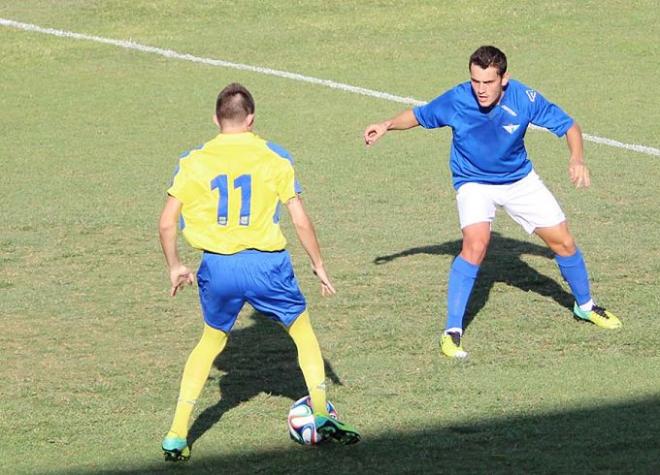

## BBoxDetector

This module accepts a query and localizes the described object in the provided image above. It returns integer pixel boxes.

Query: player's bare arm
[565,122,591,188]
[285,195,336,296]
[364,109,420,146]
[159,195,195,297]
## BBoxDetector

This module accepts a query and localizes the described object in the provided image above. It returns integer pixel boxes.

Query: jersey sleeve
[413,89,456,129]
[276,163,298,204]
[528,90,574,137]
[167,159,197,203]
[266,141,302,198]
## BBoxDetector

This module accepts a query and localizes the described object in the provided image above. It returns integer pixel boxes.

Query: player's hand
[364,122,388,146]
[569,158,591,188]
[169,264,195,297]
[312,265,336,296]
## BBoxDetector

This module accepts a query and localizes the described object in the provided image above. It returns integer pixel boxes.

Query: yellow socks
[287,311,328,415]
[168,312,326,438]
[168,324,228,438]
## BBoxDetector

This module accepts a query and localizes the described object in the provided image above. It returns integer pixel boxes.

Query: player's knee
[553,237,577,256]
[200,324,228,348]
[461,240,489,264]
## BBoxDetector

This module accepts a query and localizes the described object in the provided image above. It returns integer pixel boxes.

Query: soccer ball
[287,395,338,445]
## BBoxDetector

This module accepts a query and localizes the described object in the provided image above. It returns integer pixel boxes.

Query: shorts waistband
[203,248,286,256]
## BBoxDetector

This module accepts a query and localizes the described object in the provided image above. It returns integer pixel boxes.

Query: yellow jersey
[168,132,301,254]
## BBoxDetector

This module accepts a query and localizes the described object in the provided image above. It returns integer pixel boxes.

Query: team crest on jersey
[525,90,537,102]
[502,123,520,134]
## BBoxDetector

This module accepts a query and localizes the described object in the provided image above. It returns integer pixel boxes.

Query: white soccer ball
[287,395,338,445]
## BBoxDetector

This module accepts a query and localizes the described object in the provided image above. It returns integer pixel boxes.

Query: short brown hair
[469,46,507,76]
[215,83,255,123]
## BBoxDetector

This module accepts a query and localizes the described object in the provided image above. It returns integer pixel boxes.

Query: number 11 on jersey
[210,174,252,226]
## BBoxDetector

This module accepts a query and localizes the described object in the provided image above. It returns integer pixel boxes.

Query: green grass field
[1,1,659,473]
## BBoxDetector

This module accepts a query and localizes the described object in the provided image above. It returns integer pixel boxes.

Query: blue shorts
[197,249,307,333]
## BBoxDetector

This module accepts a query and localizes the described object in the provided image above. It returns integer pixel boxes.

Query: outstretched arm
[363,109,420,146]
[159,195,195,296]
[285,195,336,296]
[565,122,590,188]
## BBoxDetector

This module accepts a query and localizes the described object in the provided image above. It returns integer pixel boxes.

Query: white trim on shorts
[455,170,566,234]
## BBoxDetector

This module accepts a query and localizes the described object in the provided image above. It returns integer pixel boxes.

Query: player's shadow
[71,395,660,474]
[187,312,342,447]
[374,232,574,331]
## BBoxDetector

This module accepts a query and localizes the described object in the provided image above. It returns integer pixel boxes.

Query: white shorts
[456,170,566,234]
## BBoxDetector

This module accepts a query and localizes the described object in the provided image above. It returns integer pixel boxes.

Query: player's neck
[219,125,252,135]
[218,116,254,134]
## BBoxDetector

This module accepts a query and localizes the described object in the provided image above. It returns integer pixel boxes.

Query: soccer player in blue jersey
[363,46,621,359]
[159,83,360,461]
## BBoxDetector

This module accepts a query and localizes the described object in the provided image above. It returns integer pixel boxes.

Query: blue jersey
[413,79,574,189]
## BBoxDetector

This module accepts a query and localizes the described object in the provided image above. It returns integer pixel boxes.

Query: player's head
[214,83,255,131]
[468,46,509,108]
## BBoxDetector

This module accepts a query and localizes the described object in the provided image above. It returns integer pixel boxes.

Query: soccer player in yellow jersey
[159,83,360,461]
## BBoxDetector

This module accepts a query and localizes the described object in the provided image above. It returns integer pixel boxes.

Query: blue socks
[444,249,591,332]
[554,248,592,306]
[445,256,480,332]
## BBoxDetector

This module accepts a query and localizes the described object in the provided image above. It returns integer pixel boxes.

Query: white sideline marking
[2,17,658,157]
